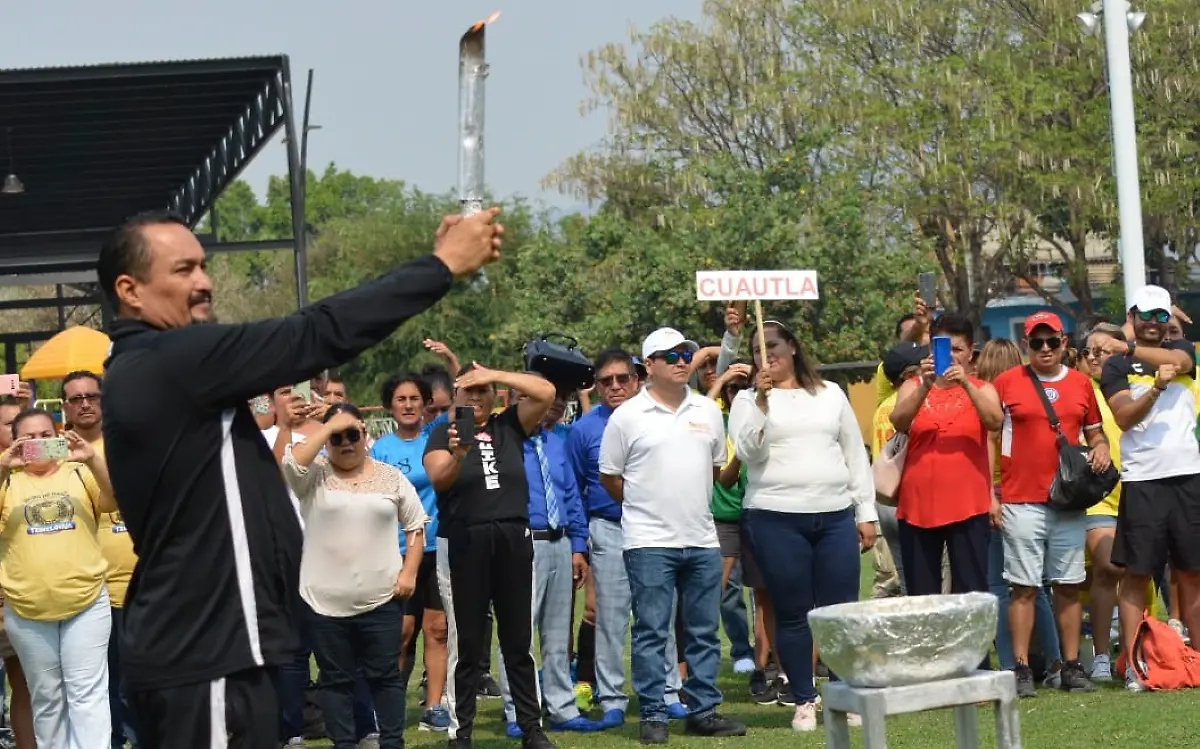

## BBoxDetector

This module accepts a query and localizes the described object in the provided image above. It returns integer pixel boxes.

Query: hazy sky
[7,0,703,210]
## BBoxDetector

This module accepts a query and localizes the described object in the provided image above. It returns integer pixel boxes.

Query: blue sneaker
[667,702,688,720]
[598,709,625,729]
[505,721,524,739]
[550,716,605,733]
[419,705,450,732]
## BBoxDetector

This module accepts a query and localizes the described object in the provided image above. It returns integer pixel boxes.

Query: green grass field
[309,557,1200,747]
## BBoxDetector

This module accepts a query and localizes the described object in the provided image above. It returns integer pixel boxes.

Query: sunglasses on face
[597,373,634,388]
[65,394,100,406]
[1137,309,1171,324]
[1028,336,1063,352]
[329,428,362,447]
[653,349,694,365]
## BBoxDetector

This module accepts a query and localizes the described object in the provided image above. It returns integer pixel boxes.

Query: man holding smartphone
[97,208,504,749]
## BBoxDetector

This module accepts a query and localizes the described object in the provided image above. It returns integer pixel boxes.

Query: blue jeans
[988,529,1061,669]
[624,547,723,723]
[720,562,754,663]
[309,601,406,749]
[589,518,682,714]
[108,607,138,749]
[277,614,377,741]
[743,508,860,705]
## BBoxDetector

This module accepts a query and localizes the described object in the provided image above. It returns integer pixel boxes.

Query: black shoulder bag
[1023,365,1119,512]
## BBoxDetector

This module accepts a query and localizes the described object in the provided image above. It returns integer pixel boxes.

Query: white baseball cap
[1127,284,1173,313]
[641,327,699,360]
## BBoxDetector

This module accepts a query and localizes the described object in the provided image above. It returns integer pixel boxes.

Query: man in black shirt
[97,208,504,749]
[424,364,555,749]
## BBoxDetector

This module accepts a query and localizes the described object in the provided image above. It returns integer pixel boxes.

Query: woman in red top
[890,314,1004,595]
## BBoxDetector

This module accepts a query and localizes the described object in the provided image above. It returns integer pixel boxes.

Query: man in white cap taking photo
[599,327,747,744]
[1098,284,1200,691]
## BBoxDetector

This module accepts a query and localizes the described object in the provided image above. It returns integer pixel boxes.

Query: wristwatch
[1127,341,1136,356]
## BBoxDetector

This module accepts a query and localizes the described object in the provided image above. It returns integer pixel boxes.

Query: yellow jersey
[872,393,899,459]
[0,463,108,621]
[1087,382,1122,518]
[92,440,137,608]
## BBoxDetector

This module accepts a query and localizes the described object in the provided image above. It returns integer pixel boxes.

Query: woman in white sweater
[729,321,877,733]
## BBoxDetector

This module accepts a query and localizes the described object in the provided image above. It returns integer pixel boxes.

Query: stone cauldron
[808,592,998,688]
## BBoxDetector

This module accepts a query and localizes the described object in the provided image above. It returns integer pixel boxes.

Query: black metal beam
[0,295,99,312]
[0,56,287,86]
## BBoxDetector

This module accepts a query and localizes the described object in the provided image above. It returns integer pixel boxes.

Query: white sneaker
[1090,653,1113,682]
[1125,666,1147,693]
[791,702,818,732]
[286,739,305,747]
[1169,619,1191,645]
[846,713,863,727]
[733,657,755,674]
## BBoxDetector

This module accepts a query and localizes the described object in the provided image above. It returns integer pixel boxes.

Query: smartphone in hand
[918,272,937,307]
[292,381,312,404]
[23,437,68,463]
[0,375,17,397]
[454,406,476,444]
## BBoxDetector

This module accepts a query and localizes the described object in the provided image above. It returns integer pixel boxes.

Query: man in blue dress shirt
[498,380,601,736]
[565,349,686,730]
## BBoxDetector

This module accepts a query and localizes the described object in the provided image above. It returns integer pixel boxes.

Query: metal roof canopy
[0,55,307,279]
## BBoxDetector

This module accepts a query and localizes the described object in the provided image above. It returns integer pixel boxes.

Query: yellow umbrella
[20,326,111,380]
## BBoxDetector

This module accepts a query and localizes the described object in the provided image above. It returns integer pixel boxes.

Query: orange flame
[469,11,501,32]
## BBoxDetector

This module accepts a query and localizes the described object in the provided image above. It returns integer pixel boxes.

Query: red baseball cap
[1023,311,1064,337]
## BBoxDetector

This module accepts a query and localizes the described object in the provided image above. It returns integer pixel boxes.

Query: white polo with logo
[599,388,725,550]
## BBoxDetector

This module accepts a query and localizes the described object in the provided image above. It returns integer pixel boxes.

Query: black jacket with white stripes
[102,254,453,689]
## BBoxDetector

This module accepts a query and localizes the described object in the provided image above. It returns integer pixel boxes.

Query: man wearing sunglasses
[1098,285,1200,691]
[565,350,686,731]
[599,328,746,743]
[993,311,1109,697]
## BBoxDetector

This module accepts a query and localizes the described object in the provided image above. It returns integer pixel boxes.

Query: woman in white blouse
[728,321,877,733]
[283,403,428,749]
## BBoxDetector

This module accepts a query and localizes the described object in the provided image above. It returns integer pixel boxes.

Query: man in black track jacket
[97,208,503,749]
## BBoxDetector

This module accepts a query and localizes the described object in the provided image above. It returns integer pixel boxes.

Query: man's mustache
[189,292,213,306]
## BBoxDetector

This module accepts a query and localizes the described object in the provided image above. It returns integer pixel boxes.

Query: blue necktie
[533,433,561,530]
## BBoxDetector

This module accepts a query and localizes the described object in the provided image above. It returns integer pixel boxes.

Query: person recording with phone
[889,314,1002,597]
[282,403,428,749]
[0,409,118,748]
[98,206,504,749]
[423,363,558,749]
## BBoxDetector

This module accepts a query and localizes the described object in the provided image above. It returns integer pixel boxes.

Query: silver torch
[458,11,500,290]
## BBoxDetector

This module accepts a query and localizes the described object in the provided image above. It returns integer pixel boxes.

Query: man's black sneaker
[478,674,502,698]
[750,671,777,704]
[684,713,747,738]
[1014,664,1037,698]
[522,728,557,749]
[774,678,795,707]
[447,739,471,749]
[639,721,669,745]
[815,658,830,679]
[1059,660,1097,693]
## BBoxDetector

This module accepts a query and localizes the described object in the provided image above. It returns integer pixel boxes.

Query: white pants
[6,588,111,749]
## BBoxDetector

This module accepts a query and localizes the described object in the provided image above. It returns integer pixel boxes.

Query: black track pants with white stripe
[128,667,277,749]
[437,521,540,739]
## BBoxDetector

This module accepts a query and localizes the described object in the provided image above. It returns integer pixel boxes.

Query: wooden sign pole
[754,299,768,370]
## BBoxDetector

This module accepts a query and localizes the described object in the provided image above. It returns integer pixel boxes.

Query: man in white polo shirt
[599,328,748,745]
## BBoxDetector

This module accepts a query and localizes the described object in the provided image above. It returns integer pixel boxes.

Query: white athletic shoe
[1090,653,1113,682]
[791,702,818,732]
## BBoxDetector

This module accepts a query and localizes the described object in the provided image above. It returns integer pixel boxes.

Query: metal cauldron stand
[822,669,1022,749]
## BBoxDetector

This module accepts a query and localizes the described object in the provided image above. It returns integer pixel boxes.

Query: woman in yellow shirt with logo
[0,408,117,749]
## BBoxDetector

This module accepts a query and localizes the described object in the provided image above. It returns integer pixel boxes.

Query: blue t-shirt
[371,432,438,553]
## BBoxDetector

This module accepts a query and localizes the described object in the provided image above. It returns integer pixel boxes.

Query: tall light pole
[1076,0,1148,303]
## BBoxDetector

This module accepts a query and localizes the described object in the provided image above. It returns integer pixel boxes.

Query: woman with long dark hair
[728,321,876,733]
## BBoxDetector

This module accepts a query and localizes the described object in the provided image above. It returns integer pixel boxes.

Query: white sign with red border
[695,270,820,301]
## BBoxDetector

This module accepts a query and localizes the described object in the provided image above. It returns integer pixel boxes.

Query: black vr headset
[523,333,595,391]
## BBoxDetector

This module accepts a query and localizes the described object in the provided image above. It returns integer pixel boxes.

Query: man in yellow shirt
[874,299,932,407]
[0,396,34,749]
[62,370,137,749]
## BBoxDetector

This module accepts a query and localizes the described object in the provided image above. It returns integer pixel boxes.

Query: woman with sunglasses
[283,403,429,749]
[729,321,876,733]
